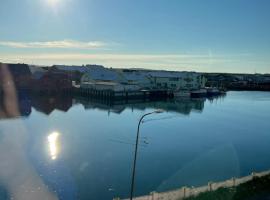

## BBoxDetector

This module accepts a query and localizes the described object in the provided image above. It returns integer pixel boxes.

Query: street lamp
[130,109,164,200]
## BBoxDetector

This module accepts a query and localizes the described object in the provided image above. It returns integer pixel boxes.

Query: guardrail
[114,170,270,200]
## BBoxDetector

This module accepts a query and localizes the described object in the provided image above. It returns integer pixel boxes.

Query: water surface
[0,91,270,200]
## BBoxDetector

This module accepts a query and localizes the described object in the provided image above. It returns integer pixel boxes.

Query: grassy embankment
[184,175,270,200]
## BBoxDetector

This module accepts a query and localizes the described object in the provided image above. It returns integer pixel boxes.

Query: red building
[32,71,73,94]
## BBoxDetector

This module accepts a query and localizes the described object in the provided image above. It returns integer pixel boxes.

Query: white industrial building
[80,65,206,92]
[147,71,206,90]
[80,66,140,92]
[119,70,152,89]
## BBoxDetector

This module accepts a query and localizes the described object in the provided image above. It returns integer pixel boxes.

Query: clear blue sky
[0,0,270,73]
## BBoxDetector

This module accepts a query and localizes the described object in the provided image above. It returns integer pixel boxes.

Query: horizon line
[1,61,269,75]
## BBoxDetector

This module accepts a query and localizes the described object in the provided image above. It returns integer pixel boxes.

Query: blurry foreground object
[0,63,58,200]
[0,63,20,118]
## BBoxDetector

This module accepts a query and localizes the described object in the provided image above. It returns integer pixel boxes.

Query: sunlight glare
[47,0,61,7]
[48,131,60,160]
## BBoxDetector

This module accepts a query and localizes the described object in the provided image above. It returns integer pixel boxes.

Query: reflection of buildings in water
[74,97,126,114]
[31,95,73,115]
[127,98,206,115]
[0,90,32,119]
[17,90,32,116]
[0,93,227,119]
[0,90,73,119]
[75,97,207,116]
[208,94,227,104]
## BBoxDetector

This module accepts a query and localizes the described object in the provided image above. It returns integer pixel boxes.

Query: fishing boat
[206,87,220,96]
[219,89,227,95]
[191,88,207,98]
[174,90,191,98]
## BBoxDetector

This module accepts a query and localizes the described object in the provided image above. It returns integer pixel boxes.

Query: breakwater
[115,170,270,200]
[228,85,270,91]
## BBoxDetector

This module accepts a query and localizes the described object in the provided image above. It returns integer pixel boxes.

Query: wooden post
[208,182,212,191]
[150,191,158,200]
[252,172,256,179]
[232,177,236,187]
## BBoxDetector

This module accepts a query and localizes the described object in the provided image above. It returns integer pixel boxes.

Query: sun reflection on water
[47,131,60,160]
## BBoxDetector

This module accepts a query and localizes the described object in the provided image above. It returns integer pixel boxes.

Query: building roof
[3,63,31,76]
[147,71,196,78]
[29,65,47,79]
[94,81,120,86]
[121,71,150,82]
[84,65,123,82]
[53,65,88,73]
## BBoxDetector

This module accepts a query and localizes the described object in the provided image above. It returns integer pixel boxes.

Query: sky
[0,0,270,73]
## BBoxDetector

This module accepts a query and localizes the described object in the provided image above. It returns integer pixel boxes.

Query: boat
[219,90,227,95]
[206,87,220,96]
[174,90,191,98]
[191,89,207,98]
[219,87,227,95]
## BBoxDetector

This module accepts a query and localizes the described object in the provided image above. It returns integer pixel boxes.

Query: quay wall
[114,170,270,200]
[75,88,173,101]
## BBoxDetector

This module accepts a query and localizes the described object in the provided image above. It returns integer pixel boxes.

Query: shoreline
[115,170,270,200]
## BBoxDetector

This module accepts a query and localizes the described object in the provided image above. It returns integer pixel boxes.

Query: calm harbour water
[0,91,270,200]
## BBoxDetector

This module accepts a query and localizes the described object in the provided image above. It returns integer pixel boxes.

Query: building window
[186,78,194,82]
[169,78,179,81]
